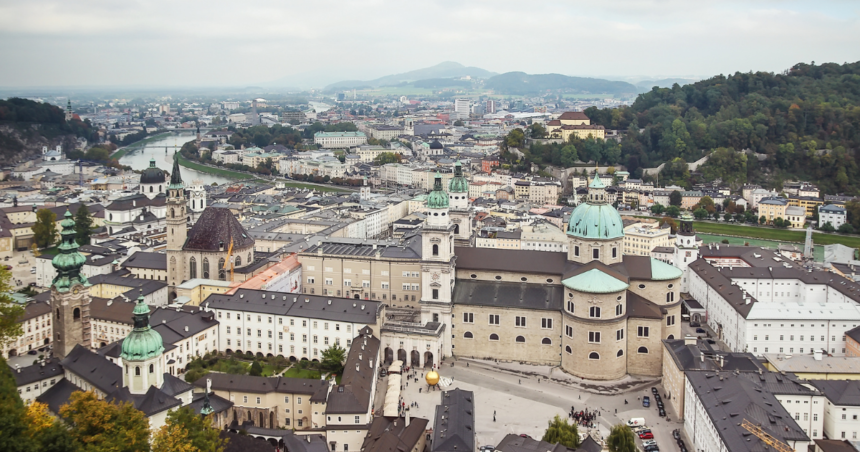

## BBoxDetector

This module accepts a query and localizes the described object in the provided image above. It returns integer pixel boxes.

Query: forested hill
[583,61,860,194]
[0,98,95,160]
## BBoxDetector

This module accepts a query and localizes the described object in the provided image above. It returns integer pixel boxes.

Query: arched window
[541,338,552,345]
[565,345,572,354]
[149,186,153,193]
[463,332,473,339]
[109,213,113,221]
[617,349,624,357]
[666,292,674,302]
[192,200,196,209]
[73,308,81,320]
[432,244,439,256]
[189,257,197,279]
[588,352,600,360]
[235,255,242,267]
[56,308,60,320]
[202,258,210,279]
[667,334,675,340]
[218,258,226,280]
[135,366,141,376]
[247,253,251,265]
[170,208,175,218]
[589,306,600,318]
[638,346,649,354]
[515,336,525,343]
[149,364,154,373]
[489,333,499,341]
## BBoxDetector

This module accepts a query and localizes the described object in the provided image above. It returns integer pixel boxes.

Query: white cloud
[0,0,857,87]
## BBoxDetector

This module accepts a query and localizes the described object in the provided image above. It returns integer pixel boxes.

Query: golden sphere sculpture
[425,369,440,386]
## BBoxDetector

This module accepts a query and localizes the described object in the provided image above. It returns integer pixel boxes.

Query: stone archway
[8,349,17,357]
[384,347,394,364]
[424,352,434,368]
[411,350,420,367]
[397,349,407,363]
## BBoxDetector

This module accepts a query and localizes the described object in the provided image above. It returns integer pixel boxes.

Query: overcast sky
[0,0,858,89]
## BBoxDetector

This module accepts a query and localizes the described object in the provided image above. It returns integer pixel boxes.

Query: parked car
[639,432,654,440]
[5,265,12,270]
[658,408,666,417]
[479,446,494,452]
[379,369,388,377]
[696,328,706,333]
[707,339,716,344]
[651,387,658,395]
[642,440,657,447]
[689,322,700,327]
[656,400,664,408]
[644,446,659,452]
[642,396,650,407]
[672,430,680,440]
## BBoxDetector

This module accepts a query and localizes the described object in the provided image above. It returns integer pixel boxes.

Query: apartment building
[811,380,860,441]
[1,296,51,358]
[314,132,368,148]
[623,222,671,256]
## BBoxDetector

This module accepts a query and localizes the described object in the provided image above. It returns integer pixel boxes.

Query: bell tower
[447,160,473,246]
[166,152,187,288]
[674,212,699,291]
[421,172,455,356]
[52,210,92,359]
[121,290,165,394]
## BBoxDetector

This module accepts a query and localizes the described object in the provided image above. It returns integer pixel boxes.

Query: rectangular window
[463,313,474,323]
[588,332,601,343]
[638,326,650,337]
[541,318,552,329]
[592,248,599,259]
[489,314,500,325]
[617,329,624,341]
[515,316,526,327]
[565,325,573,337]
[432,289,439,300]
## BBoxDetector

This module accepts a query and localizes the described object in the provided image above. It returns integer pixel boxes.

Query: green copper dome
[427,172,449,209]
[121,292,164,361]
[51,210,89,292]
[567,203,624,239]
[448,161,468,193]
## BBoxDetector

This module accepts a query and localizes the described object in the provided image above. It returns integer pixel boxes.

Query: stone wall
[452,304,562,365]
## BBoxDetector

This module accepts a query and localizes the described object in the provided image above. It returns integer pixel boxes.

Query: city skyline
[0,0,858,88]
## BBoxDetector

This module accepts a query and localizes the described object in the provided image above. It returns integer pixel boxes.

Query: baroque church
[300,166,683,380]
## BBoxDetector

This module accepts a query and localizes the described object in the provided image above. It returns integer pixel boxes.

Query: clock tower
[421,172,455,356]
[52,210,92,359]
[166,152,187,290]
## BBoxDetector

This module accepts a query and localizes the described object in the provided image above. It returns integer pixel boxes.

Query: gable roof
[432,389,475,452]
[184,207,254,251]
[60,344,123,395]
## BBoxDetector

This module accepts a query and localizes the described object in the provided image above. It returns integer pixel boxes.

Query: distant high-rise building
[454,98,470,120]
[486,99,497,114]
[337,93,345,101]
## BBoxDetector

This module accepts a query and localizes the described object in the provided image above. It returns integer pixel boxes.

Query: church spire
[51,210,88,291]
[169,151,183,188]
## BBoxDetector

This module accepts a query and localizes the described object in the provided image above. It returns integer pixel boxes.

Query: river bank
[110,132,172,160]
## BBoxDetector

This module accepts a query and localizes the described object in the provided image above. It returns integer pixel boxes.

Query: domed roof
[448,160,468,193]
[140,158,166,184]
[562,268,629,293]
[121,292,164,361]
[429,140,443,150]
[427,172,449,209]
[567,202,624,239]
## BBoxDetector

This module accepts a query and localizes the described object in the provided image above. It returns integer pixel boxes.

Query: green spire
[149,157,156,168]
[427,172,449,209]
[51,210,88,292]
[448,160,468,193]
[169,152,184,189]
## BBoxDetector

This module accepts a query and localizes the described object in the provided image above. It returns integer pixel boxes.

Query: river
[308,101,332,113]
[118,133,234,185]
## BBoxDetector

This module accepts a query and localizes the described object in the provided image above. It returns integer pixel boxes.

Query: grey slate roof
[10,358,64,386]
[454,247,568,275]
[685,371,809,451]
[60,344,123,395]
[452,279,563,312]
[810,380,860,406]
[494,433,574,452]
[362,416,430,452]
[203,289,380,324]
[188,391,233,415]
[184,207,254,252]
[194,373,323,395]
[122,251,167,270]
[160,372,194,397]
[107,385,182,417]
[326,326,380,414]
[37,379,79,415]
[432,388,475,452]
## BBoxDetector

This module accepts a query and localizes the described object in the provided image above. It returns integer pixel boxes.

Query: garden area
[182,346,346,383]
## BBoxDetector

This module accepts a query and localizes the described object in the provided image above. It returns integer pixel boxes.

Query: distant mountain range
[324,62,497,90]
[483,72,636,96]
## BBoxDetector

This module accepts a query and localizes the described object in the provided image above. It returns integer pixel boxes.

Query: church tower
[64,99,73,122]
[166,152,187,289]
[52,210,92,359]
[674,212,699,292]
[188,179,207,219]
[421,172,455,356]
[121,291,165,394]
[360,177,371,201]
[447,160,473,246]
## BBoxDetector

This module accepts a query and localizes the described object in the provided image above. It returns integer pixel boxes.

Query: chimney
[813,349,823,361]
[406,411,411,427]
[700,353,704,363]
[719,355,724,368]
[684,336,696,346]
[185,326,189,332]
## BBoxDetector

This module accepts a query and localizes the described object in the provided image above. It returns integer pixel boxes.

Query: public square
[377,356,688,450]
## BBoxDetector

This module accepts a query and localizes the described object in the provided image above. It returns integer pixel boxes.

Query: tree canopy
[60,391,151,452]
[541,415,580,449]
[32,209,58,248]
[152,406,226,452]
[606,425,637,452]
[74,205,94,246]
[321,344,347,376]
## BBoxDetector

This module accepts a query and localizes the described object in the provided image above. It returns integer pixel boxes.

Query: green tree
[249,360,263,377]
[0,356,35,452]
[773,218,783,228]
[606,424,637,452]
[152,406,226,452]
[60,390,151,452]
[74,204,94,246]
[838,223,855,234]
[31,209,58,248]
[693,208,708,220]
[659,216,678,233]
[759,215,767,225]
[666,206,681,218]
[540,415,580,449]
[695,196,716,214]
[321,344,347,375]
[373,152,402,166]
[560,145,578,167]
[744,210,757,224]
[527,123,547,139]
[650,204,665,215]
[453,120,464,127]
[669,190,682,207]
[723,213,732,222]
[820,222,836,232]
[845,200,860,230]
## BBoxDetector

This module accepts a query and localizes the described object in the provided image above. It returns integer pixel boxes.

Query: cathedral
[300,168,682,380]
